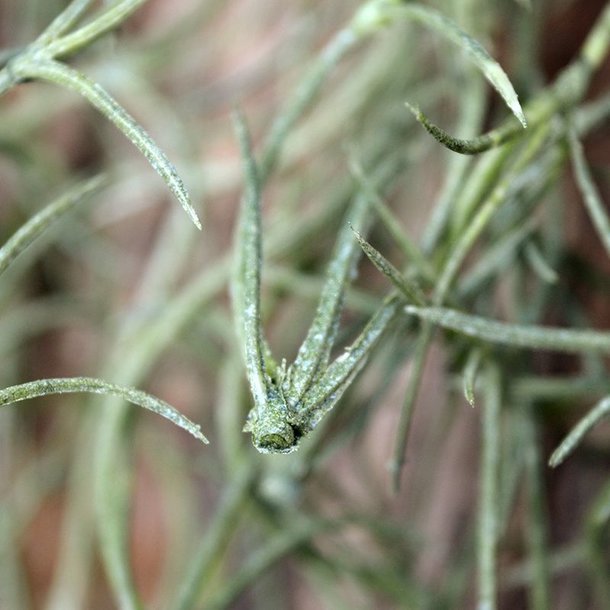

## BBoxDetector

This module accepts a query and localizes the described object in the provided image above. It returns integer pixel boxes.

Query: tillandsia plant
[232,0,529,454]
[3,0,610,609]
[229,0,610,606]
[232,110,402,453]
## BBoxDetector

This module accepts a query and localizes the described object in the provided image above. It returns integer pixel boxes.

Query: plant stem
[478,364,501,610]
[173,462,257,610]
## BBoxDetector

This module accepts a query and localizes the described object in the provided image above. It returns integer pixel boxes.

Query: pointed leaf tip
[401,5,527,129]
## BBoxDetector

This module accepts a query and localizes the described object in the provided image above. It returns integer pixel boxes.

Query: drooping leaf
[14,59,201,229]
[0,376,208,443]
[399,4,526,128]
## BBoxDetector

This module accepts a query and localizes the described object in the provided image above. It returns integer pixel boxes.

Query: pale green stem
[478,364,501,610]
[503,544,585,589]
[390,323,432,492]
[448,144,515,243]
[260,28,358,181]
[522,408,551,610]
[205,519,339,610]
[575,92,610,135]
[44,418,97,610]
[513,375,610,402]
[590,478,610,527]
[585,478,610,604]
[231,110,268,415]
[173,463,256,610]
[95,409,141,610]
[580,3,610,68]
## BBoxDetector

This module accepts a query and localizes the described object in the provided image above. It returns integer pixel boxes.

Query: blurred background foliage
[1,1,610,609]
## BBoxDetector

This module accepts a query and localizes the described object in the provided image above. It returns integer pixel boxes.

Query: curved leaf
[0,377,208,443]
[549,396,610,467]
[12,58,201,229]
[0,175,104,277]
[400,4,526,128]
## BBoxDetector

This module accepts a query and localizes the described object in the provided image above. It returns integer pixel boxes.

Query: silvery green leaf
[0,175,104,278]
[351,227,425,305]
[399,4,526,128]
[14,59,201,229]
[0,376,208,443]
[232,110,297,453]
[287,192,370,404]
[405,306,610,354]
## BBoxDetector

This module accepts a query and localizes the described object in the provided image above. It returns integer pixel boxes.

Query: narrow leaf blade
[231,110,269,409]
[405,306,610,354]
[0,175,105,277]
[0,376,208,443]
[288,192,371,402]
[401,4,526,127]
[352,227,425,305]
[549,396,610,467]
[301,294,401,425]
[17,59,201,229]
